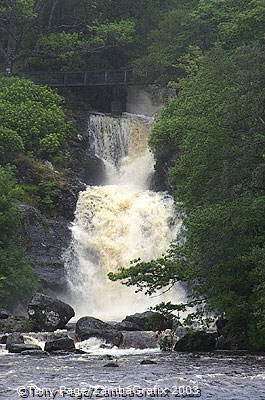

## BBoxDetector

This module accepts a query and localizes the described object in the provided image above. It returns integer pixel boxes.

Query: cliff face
[19,204,71,296]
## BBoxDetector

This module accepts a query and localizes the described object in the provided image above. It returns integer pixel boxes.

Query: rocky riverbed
[2,295,265,399]
[1,347,265,399]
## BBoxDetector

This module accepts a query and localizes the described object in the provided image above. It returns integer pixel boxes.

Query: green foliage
[144,312,173,332]
[37,180,59,212]
[0,76,72,157]
[159,334,174,351]
[0,245,38,308]
[0,126,24,164]
[0,167,38,308]
[0,0,36,20]
[110,40,265,349]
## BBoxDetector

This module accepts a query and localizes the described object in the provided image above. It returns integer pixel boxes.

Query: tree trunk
[48,0,60,29]
[6,22,17,75]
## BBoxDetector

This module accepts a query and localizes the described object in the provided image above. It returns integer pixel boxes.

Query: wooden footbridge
[28,68,137,87]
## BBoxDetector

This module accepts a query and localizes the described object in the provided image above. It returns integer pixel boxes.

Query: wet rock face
[28,293,75,332]
[66,110,106,185]
[76,317,123,347]
[19,204,71,294]
[174,331,217,352]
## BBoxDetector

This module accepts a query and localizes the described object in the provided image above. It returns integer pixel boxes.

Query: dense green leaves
[0,167,38,308]
[110,12,265,348]
[0,127,24,164]
[0,76,72,156]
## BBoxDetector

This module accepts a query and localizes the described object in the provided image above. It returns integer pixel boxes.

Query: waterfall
[65,113,185,321]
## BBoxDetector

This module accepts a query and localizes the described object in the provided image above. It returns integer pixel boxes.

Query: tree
[0,126,24,164]
[0,0,137,73]
[0,0,38,73]
[0,167,38,308]
[109,44,265,349]
[0,75,72,157]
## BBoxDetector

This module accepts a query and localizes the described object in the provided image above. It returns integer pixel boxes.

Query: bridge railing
[27,69,135,87]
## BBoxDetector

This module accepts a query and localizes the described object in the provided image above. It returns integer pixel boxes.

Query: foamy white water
[76,337,160,356]
[65,113,185,320]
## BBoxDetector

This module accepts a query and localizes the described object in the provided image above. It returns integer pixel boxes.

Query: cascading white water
[65,113,185,321]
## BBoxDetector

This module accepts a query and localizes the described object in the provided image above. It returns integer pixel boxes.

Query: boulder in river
[28,293,75,332]
[121,331,159,349]
[6,333,24,351]
[8,344,42,353]
[76,316,123,347]
[174,331,216,352]
[140,359,157,365]
[21,350,48,356]
[44,337,76,353]
[115,311,172,331]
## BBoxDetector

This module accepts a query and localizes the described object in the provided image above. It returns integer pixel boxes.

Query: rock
[189,354,201,359]
[44,337,75,353]
[76,317,123,347]
[140,359,157,365]
[6,333,24,351]
[174,331,216,352]
[0,315,32,333]
[44,332,69,342]
[75,349,87,354]
[150,151,180,193]
[100,355,114,361]
[8,344,42,354]
[18,204,71,295]
[121,331,159,349]
[215,320,248,350]
[0,310,10,320]
[49,350,70,355]
[116,311,168,331]
[114,320,138,331]
[103,362,119,368]
[28,293,75,332]
[67,111,106,185]
[216,331,248,350]
[174,326,188,340]
[0,335,7,344]
[21,350,48,356]
[216,317,229,335]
